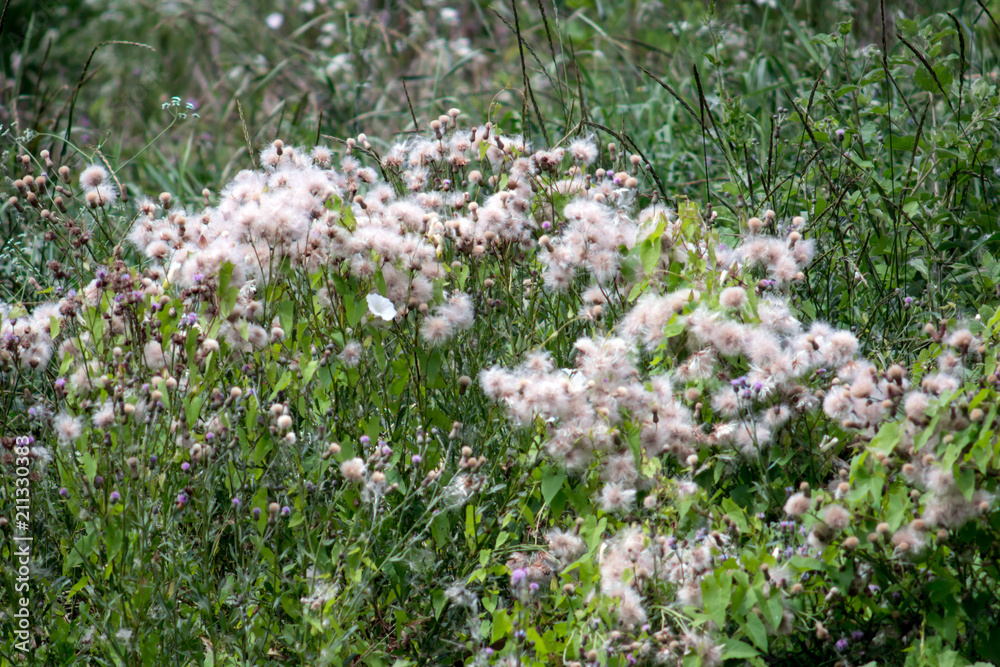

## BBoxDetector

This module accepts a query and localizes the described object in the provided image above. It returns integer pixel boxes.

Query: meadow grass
[2,1,1000,665]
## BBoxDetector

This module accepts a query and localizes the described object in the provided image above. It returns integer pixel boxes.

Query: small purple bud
[252,507,261,520]
[281,506,291,516]
[94,476,104,488]
[110,491,121,503]
[835,638,849,651]
[59,487,69,497]
[411,454,422,465]
[149,455,158,467]
[360,435,370,445]
[510,568,527,585]
[529,582,539,592]
[206,432,214,440]
[232,497,241,507]
[192,273,204,283]
[181,462,190,471]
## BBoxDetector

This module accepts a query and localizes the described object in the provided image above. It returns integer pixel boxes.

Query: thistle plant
[1,89,999,667]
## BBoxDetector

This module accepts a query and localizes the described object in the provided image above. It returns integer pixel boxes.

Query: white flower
[366,293,397,321]
[265,13,284,29]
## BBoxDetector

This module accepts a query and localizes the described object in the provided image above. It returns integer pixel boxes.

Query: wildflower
[546,529,586,565]
[597,483,636,513]
[784,492,811,517]
[341,457,367,482]
[79,165,109,189]
[54,412,83,445]
[719,286,747,309]
[340,340,362,367]
[568,137,598,165]
[421,316,454,346]
[823,504,850,531]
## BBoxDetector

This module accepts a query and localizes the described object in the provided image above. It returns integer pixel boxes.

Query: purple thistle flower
[59,487,69,497]
[110,491,121,503]
[510,568,527,586]
[835,638,849,651]
[411,454,422,465]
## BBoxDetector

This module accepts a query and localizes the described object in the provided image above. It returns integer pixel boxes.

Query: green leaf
[744,612,768,651]
[868,421,901,457]
[661,314,685,339]
[541,467,566,505]
[492,610,513,643]
[722,639,759,660]
[269,371,293,400]
[913,63,954,94]
[465,505,477,551]
[217,261,234,297]
[859,69,886,86]
[185,394,205,427]
[955,466,976,501]
[80,450,97,482]
[701,573,731,626]
[66,575,89,599]
[640,237,661,275]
